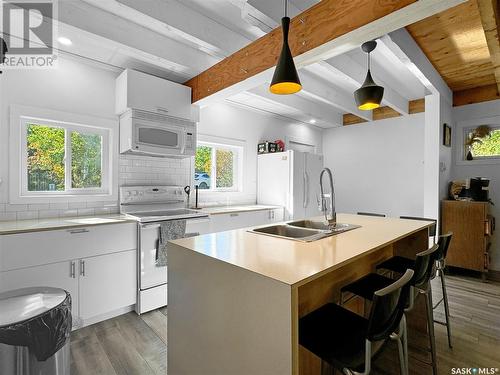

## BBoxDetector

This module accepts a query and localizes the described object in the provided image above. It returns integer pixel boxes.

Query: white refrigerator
[257,150,324,220]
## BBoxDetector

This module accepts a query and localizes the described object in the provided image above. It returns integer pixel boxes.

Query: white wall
[451,100,500,271]
[196,102,323,206]
[0,57,322,220]
[0,57,190,220]
[322,113,425,218]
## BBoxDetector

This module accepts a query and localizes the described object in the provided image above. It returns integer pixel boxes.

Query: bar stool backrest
[366,269,414,342]
[357,212,386,217]
[412,243,440,290]
[436,233,453,262]
[400,216,437,237]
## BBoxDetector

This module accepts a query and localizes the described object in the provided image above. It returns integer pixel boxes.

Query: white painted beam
[247,85,343,126]
[193,0,465,106]
[299,70,373,121]
[82,0,251,58]
[379,29,453,105]
[58,1,219,77]
[322,54,409,115]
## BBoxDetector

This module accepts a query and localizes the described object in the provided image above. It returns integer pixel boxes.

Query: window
[464,126,500,160]
[194,142,242,191]
[16,116,112,201]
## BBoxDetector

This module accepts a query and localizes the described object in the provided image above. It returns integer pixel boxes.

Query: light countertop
[170,214,433,286]
[199,204,282,215]
[0,214,136,235]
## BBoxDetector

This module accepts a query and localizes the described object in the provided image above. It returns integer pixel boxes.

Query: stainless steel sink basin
[250,222,361,242]
[288,220,360,234]
[251,225,326,241]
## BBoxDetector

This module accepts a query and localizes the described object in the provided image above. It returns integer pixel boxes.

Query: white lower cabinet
[79,250,136,321]
[1,260,80,319]
[0,223,137,328]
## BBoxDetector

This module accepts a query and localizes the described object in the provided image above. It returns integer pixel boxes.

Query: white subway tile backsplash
[28,203,50,211]
[60,209,78,218]
[0,155,200,223]
[6,204,28,212]
[16,211,39,221]
[68,202,87,209]
[49,202,69,210]
[77,208,94,216]
[38,210,60,218]
[0,212,17,221]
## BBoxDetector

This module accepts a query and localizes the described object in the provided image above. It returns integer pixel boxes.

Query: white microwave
[119,109,196,158]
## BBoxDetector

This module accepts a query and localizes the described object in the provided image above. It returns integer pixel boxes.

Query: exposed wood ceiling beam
[299,70,373,122]
[247,85,343,127]
[379,29,453,103]
[58,1,219,78]
[320,55,409,115]
[185,0,466,104]
[453,83,500,106]
[476,0,500,94]
[343,98,425,125]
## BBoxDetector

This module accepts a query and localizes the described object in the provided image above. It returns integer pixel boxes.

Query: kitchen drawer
[0,222,137,271]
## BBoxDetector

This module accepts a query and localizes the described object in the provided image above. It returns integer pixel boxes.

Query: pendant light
[269,0,301,95]
[354,41,384,110]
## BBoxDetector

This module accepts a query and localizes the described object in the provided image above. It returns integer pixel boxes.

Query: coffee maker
[462,177,490,202]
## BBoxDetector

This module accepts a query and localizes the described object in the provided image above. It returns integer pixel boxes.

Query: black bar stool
[357,212,386,217]
[376,234,454,348]
[400,216,437,243]
[300,269,414,375]
[341,244,439,375]
[432,233,453,348]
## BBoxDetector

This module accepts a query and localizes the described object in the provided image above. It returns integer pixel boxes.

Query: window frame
[194,136,244,193]
[9,105,118,203]
[462,125,500,161]
[456,116,500,166]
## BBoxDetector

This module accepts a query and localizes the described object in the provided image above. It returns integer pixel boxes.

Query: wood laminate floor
[70,276,500,375]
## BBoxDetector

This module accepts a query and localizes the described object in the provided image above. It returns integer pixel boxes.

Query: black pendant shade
[0,37,7,74]
[270,16,302,95]
[354,41,384,110]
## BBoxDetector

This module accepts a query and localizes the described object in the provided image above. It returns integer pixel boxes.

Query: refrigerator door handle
[303,172,307,208]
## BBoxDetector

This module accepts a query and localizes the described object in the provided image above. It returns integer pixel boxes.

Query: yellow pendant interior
[269,82,302,95]
[358,102,380,110]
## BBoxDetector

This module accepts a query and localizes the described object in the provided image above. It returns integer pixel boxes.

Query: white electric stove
[120,186,209,314]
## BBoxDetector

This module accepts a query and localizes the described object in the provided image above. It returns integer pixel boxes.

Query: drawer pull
[230,213,239,217]
[80,260,86,277]
[68,228,90,234]
[70,261,76,278]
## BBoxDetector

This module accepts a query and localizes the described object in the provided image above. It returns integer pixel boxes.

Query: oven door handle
[141,223,161,229]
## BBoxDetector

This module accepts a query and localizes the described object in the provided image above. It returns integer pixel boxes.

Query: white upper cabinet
[115,69,194,121]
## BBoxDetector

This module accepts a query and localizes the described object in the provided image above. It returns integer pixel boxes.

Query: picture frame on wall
[443,123,452,147]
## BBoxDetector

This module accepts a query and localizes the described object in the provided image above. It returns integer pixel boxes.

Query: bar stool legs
[440,270,453,348]
[422,285,438,375]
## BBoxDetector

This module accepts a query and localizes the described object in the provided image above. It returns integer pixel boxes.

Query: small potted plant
[464,125,491,160]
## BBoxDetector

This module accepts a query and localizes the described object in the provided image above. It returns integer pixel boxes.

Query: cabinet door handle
[80,260,86,277]
[230,213,239,217]
[70,261,76,278]
[68,228,89,234]
[156,107,169,114]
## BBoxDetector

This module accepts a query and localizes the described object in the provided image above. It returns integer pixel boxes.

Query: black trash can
[0,287,72,375]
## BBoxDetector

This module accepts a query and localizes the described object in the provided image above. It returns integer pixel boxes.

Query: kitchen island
[167,213,433,375]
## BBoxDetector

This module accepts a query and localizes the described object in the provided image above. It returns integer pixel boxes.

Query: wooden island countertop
[168,214,434,375]
[170,213,433,286]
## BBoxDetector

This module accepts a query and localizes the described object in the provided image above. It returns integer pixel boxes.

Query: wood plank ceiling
[406,0,500,106]
[346,0,499,125]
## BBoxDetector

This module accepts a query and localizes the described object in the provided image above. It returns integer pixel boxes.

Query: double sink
[250,220,360,242]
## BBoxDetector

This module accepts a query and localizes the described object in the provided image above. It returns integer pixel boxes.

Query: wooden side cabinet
[441,200,494,277]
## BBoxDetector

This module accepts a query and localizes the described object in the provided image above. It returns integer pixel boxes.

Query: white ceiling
[50,0,430,128]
